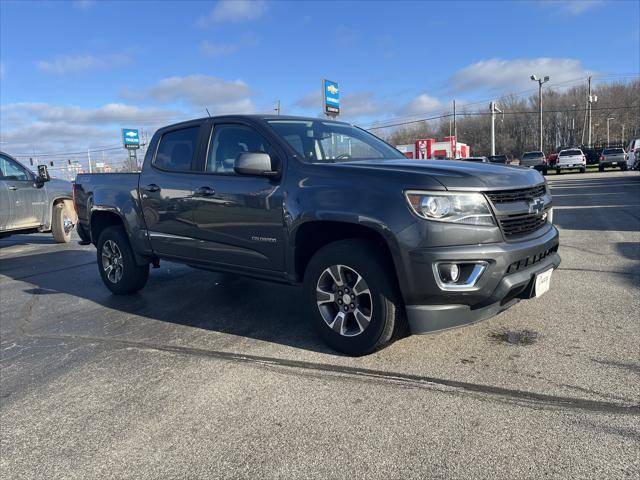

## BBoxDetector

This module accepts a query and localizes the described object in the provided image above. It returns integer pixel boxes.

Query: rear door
[0,178,11,231]
[0,154,47,230]
[189,119,286,271]
[138,121,209,260]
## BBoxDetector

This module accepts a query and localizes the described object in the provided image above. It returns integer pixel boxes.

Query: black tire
[599,165,604,172]
[303,239,405,356]
[96,226,149,295]
[542,167,548,176]
[580,167,586,173]
[76,222,92,245]
[556,168,561,175]
[621,164,627,171]
[51,202,72,243]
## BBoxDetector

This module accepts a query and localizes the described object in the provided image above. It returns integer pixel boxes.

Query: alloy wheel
[101,240,124,283]
[316,264,373,337]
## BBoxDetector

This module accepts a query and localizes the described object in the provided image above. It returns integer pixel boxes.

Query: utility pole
[621,124,625,145]
[490,101,503,156]
[87,149,92,174]
[452,100,457,158]
[530,74,549,151]
[606,117,615,146]
[275,99,281,116]
[587,76,597,148]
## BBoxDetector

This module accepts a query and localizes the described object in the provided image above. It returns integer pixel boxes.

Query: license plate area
[535,268,553,298]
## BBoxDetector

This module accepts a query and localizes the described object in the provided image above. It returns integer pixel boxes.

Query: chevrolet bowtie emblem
[529,198,545,215]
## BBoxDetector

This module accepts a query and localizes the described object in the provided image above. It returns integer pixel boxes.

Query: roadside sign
[122,128,140,149]
[323,79,340,116]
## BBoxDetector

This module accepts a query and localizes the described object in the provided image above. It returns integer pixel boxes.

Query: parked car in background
[547,153,558,167]
[487,154,510,164]
[599,147,628,171]
[73,114,560,356]
[520,151,548,175]
[0,151,77,243]
[627,139,640,166]
[462,156,489,163]
[556,148,586,174]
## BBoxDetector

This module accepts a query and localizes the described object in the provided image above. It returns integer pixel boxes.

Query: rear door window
[154,127,200,171]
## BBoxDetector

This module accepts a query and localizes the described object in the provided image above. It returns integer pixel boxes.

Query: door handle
[142,184,160,193]
[194,186,215,197]
[8,185,17,191]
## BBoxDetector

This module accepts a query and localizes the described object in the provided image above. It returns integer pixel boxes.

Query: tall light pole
[621,124,625,146]
[606,117,615,146]
[490,101,503,156]
[530,74,549,151]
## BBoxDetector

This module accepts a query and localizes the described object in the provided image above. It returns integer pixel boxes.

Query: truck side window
[0,155,29,181]
[154,127,199,172]
[206,124,271,174]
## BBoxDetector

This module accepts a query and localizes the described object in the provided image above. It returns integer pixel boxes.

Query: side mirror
[234,152,279,178]
[35,165,51,186]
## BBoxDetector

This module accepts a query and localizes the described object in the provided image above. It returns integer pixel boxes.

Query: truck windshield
[267,119,405,162]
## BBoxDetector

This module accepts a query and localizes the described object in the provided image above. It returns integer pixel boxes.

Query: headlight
[405,190,496,226]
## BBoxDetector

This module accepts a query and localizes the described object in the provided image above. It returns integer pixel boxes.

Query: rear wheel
[542,167,548,176]
[303,239,405,356]
[51,202,73,243]
[621,164,627,171]
[556,168,561,175]
[599,165,604,172]
[97,226,149,294]
[580,166,586,173]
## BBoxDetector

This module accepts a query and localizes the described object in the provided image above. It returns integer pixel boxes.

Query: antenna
[205,108,211,117]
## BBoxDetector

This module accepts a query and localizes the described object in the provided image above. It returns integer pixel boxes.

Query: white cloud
[294,90,442,120]
[547,0,606,15]
[401,94,442,116]
[198,0,267,26]
[73,0,95,10]
[0,102,185,154]
[447,58,593,94]
[35,53,132,75]
[126,75,255,113]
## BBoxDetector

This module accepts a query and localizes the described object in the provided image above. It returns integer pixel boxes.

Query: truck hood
[332,159,545,191]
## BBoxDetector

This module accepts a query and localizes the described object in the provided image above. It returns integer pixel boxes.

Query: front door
[0,154,47,230]
[138,122,207,260]
[190,122,285,271]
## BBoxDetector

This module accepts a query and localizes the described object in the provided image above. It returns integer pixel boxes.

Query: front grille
[506,244,558,274]
[499,210,549,238]
[485,184,546,204]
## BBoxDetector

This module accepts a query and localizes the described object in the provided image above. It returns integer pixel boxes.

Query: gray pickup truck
[0,151,77,243]
[74,115,560,355]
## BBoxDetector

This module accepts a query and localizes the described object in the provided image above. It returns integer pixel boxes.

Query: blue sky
[1,0,638,155]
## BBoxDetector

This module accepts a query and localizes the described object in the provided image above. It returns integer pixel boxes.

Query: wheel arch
[291,220,403,289]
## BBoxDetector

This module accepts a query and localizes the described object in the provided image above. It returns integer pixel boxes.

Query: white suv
[556,148,586,174]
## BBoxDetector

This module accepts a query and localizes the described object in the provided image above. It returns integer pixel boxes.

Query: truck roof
[162,114,352,131]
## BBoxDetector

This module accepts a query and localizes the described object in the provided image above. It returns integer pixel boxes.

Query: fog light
[439,263,460,283]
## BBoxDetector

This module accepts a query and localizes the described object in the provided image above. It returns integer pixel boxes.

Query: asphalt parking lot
[1,170,639,479]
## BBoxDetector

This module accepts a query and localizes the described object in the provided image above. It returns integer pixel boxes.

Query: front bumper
[399,225,560,334]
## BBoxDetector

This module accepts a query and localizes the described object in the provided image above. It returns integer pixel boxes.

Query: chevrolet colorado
[74,115,560,355]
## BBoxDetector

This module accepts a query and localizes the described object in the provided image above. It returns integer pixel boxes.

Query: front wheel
[97,226,149,294]
[556,168,561,175]
[580,167,586,173]
[599,165,604,172]
[542,167,548,176]
[303,239,405,356]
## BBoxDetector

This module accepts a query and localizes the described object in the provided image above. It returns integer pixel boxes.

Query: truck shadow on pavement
[2,249,340,355]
